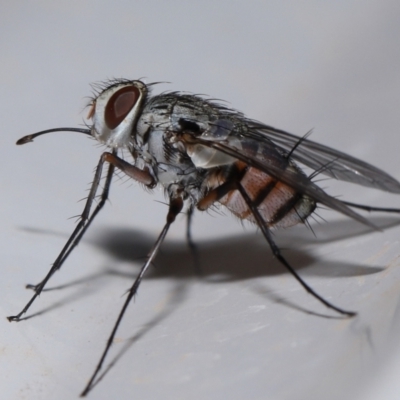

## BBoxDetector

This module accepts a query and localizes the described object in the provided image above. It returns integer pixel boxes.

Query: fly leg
[80,193,184,397]
[236,183,356,317]
[24,157,115,293]
[197,181,237,211]
[343,201,400,213]
[197,182,355,315]
[186,204,201,274]
[189,180,240,274]
[8,152,155,322]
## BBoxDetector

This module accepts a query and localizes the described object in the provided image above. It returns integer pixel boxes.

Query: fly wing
[246,120,400,193]
[170,94,399,227]
[189,132,375,228]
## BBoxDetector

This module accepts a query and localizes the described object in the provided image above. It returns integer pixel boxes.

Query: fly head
[88,80,148,148]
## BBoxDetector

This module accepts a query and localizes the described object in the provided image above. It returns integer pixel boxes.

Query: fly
[8,78,400,396]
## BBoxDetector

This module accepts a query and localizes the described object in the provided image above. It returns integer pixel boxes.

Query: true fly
[8,78,400,396]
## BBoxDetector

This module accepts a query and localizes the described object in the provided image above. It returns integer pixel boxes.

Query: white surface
[1,2,400,399]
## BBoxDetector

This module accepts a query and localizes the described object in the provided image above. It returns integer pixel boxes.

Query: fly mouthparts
[15,127,92,146]
[16,135,34,145]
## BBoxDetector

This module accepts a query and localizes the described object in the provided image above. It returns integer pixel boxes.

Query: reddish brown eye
[104,86,140,129]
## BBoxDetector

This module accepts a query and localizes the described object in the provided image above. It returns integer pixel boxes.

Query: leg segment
[26,158,115,293]
[343,201,400,213]
[186,204,201,274]
[236,182,356,317]
[197,180,236,211]
[80,195,184,397]
[8,152,155,322]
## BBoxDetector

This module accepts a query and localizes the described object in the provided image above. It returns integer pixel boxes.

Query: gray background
[1,2,400,399]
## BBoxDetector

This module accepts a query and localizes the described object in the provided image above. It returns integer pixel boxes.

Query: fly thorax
[145,129,199,188]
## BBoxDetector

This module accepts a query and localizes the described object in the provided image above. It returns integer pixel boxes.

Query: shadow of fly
[8,79,400,396]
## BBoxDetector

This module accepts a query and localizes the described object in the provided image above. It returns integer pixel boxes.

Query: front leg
[8,152,155,322]
[102,152,156,188]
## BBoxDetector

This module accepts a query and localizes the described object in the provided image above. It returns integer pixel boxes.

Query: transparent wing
[188,132,375,227]
[245,120,400,193]
[178,113,399,227]
[170,93,400,226]
[154,92,399,192]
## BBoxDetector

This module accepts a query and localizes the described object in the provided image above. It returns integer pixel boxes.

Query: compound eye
[104,86,140,129]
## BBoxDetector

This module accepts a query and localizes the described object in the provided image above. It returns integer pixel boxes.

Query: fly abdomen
[213,161,316,228]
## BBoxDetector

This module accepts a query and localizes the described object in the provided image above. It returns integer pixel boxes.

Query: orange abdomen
[207,161,316,229]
